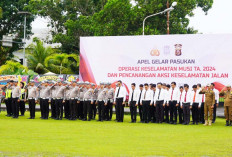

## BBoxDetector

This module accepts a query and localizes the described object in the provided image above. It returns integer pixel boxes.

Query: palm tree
[0,60,28,74]
[45,53,79,74]
[26,37,54,74]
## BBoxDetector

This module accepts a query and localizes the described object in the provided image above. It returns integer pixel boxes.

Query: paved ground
[0,103,225,118]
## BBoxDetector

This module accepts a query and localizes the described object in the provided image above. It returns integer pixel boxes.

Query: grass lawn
[0,111,232,157]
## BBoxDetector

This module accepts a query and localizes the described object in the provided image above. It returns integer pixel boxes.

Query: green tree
[26,37,54,74]
[28,0,213,55]
[27,0,107,54]
[0,0,34,65]
[0,60,28,74]
[44,53,79,74]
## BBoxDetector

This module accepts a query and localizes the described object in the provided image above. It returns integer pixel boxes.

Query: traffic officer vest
[20,89,25,99]
[5,89,12,99]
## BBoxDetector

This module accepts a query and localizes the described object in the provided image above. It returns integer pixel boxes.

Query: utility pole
[18,11,30,66]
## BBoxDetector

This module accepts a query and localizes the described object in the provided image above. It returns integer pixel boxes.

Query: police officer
[38,80,52,119]
[68,81,79,120]
[106,82,114,121]
[10,81,21,118]
[50,81,56,119]
[219,85,232,126]
[114,80,127,122]
[141,83,153,123]
[180,84,192,125]
[199,84,215,126]
[211,83,219,123]
[154,83,167,124]
[25,80,38,119]
[2,81,13,117]
[92,83,98,120]
[96,82,107,121]
[167,82,179,124]
[137,84,144,122]
[128,83,139,123]
[83,82,93,121]
[53,79,66,120]
[78,81,87,120]
[63,81,71,119]
[19,82,26,116]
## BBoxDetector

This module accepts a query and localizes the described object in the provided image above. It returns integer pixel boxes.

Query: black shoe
[55,118,59,120]
[28,117,32,119]
[88,119,91,121]
[173,122,177,125]
[196,122,198,125]
[212,121,215,123]
[32,117,35,119]
[226,121,229,126]
[192,122,195,125]
[169,121,174,124]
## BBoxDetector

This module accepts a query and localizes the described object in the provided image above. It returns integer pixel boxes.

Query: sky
[31,0,232,43]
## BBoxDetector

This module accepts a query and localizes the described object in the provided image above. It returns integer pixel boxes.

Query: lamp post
[18,11,31,66]
[142,1,177,35]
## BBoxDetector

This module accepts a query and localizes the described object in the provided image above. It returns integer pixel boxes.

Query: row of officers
[1,80,232,126]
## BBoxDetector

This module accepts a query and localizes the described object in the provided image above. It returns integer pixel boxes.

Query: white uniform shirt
[192,90,201,104]
[140,89,153,103]
[213,88,219,104]
[167,87,180,103]
[153,88,168,104]
[128,89,139,104]
[180,90,193,106]
[114,86,127,102]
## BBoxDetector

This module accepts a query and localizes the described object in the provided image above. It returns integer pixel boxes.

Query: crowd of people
[0,80,232,126]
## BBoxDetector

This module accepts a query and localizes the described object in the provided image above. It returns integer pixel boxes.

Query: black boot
[230,121,232,126]
[225,121,229,126]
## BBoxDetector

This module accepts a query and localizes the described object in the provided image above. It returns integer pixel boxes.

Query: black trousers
[149,105,156,122]
[83,100,92,120]
[178,105,183,123]
[55,99,63,119]
[156,100,164,123]
[5,98,13,115]
[98,101,104,121]
[213,102,217,122]
[69,99,77,119]
[12,98,19,118]
[107,100,113,120]
[28,99,36,118]
[40,98,45,118]
[40,99,49,119]
[183,103,190,124]
[130,101,137,122]
[169,101,177,123]
[164,104,169,123]
[199,102,205,123]
[92,100,97,119]
[138,104,143,121]
[51,99,56,118]
[64,100,70,118]
[192,103,199,123]
[77,101,84,119]
[19,100,25,115]
[142,100,150,123]
[116,98,124,122]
